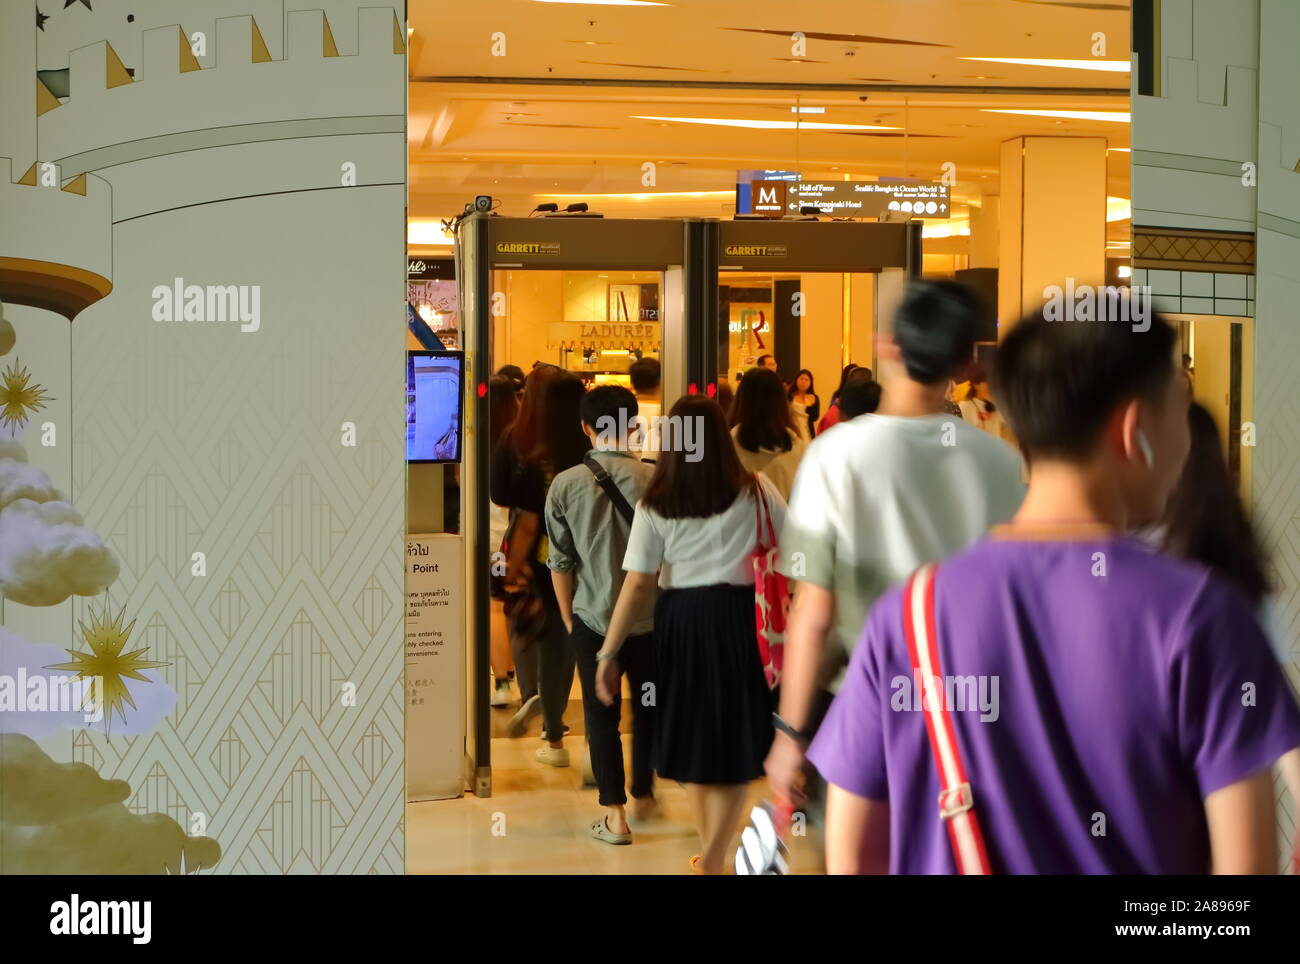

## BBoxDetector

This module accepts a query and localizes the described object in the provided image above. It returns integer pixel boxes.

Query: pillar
[998,136,1108,331]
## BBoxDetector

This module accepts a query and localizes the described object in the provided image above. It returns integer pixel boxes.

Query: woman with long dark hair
[787,368,820,441]
[595,395,786,874]
[1158,402,1270,607]
[487,375,522,707]
[1155,402,1299,854]
[491,366,590,763]
[730,366,807,503]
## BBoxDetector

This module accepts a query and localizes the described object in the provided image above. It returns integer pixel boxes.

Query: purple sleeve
[1172,576,1300,797]
[806,595,894,800]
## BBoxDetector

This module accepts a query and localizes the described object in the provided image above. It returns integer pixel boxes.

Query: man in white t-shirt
[765,280,1025,805]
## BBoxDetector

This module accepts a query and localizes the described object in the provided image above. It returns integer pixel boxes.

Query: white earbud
[1135,428,1155,469]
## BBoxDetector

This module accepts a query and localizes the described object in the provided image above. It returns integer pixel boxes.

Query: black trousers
[570,617,656,807]
[531,560,575,744]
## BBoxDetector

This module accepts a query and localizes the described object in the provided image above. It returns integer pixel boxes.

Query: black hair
[512,367,590,472]
[730,367,795,453]
[628,357,661,394]
[838,370,883,419]
[787,369,815,398]
[830,363,860,405]
[757,354,774,367]
[496,364,526,392]
[1160,403,1270,607]
[992,298,1177,461]
[892,280,984,384]
[643,396,755,519]
[487,374,519,451]
[579,384,638,434]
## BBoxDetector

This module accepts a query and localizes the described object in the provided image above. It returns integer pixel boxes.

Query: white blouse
[623,475,788,588]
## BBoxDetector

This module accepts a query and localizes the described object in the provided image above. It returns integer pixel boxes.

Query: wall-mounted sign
[494,241,562,256]
[547,321,660,346]
[407,257,455,279]
[723,243,788,258]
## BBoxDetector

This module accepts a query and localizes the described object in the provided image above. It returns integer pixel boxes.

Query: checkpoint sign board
[771,179,951,218]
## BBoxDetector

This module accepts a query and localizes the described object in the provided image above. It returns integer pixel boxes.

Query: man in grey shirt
[545,385,658,845]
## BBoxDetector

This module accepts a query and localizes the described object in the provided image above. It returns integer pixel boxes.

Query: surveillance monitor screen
[406,351,464,463]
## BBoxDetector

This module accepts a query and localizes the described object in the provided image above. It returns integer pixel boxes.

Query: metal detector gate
[457,214,713,795]
[711,219,922,394]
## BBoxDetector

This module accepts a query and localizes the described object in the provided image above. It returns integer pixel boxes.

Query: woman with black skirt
[594,394,786,874]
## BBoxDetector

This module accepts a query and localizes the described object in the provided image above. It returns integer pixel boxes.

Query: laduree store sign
[547,320,658,347]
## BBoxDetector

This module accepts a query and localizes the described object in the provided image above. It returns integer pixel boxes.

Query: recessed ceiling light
[632,115,898,131]
[1107,146,1132,152]
[791,106,826,114]
[983,109,1130,123]
[962,57,1130,72]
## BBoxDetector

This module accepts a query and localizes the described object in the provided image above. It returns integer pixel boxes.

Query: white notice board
[406,533,465,801]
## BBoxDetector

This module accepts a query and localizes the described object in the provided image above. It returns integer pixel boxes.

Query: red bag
[750,479,790,689]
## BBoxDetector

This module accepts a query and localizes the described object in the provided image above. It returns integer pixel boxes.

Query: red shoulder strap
[902,563,994,876]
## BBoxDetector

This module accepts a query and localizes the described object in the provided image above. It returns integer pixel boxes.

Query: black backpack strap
[583,452,636,526]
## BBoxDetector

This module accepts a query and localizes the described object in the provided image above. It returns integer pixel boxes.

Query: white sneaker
[535,744,570,768]
[489,679,511,707]
[506,694,541,736]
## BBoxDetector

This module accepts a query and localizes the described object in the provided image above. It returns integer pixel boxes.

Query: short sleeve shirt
[808,537,1300,874]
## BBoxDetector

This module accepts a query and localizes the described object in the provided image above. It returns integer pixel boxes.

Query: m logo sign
[753,181,786,217]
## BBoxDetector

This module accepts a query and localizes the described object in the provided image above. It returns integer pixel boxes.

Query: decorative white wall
[1,2,406,874]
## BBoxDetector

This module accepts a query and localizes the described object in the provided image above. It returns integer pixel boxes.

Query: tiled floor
[407,734,827,875]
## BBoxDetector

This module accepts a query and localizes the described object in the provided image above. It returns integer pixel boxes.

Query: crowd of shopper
[484,280,1300,875]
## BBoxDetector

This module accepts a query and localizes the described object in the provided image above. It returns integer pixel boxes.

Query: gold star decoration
[0,360,52,431]
[47,602,169,731]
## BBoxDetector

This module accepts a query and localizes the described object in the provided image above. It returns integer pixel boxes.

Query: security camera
[474,195,493,212]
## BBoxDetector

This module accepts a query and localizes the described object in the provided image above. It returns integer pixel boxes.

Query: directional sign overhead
[772,178,951,219]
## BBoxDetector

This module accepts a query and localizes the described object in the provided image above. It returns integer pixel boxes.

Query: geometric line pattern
[66,184,406,876]
[1134,227,1257,272]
